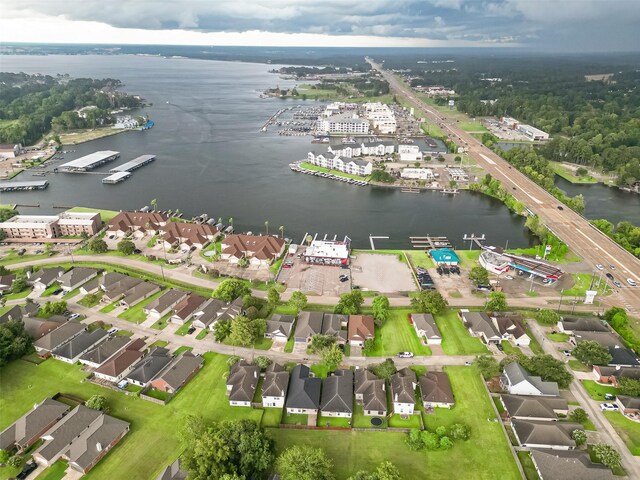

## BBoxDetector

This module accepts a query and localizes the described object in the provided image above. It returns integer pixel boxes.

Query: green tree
[486,292,508,311]
[411,290,448,315]
[228,315,263,347]
[44,242,55,254]
[569,408,588,424]
[213,319,232,342]
[10,277,27,294]
[289,290,308,313]
[405,429,424,450]
[85,394,109,412]
[0,449,9,464]
[348,461,401,480]
[468,266,489,285]
[369,358,396,380]
[309,334,336,354]
[321,344,343,371]
[0,319,32,366]
[276,445,335,480]
[253,356,272,370]
[7,455,22,469]
[449,423,471,441]
[117,239,136,255]
[362,338,375,355]
[267,287,280,306]
[592,443,621,469]
[435,426,447,438]
[571,429,587,446]
[572,340,612,366]
[534,309,561,326]
[526,354,573,389]
[178,414,206,445]
[475,354,500,379]
[40,300,67,316]
[371,296,390,326]
[421,431,439,450]
[87,238,108,253]
[618,378,640,397]
[576,167,588,176]
[439,436,454,450]
[335,291,364,315]
[214,279,251,302]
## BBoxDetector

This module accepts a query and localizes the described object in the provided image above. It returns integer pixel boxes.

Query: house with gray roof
[34,321,86,355]
[500,395,569,421]
[294,311,324,343]
[0,302,39,323]
[58,268,99,292]
[226,360,260,407]
[391,368,417,415]
[52,329,109,364]
[572,331,622,348]
[79,335,133,368]
[262,363,289,408]
[530,448,616,480]
[0,274,15,294]
[99,273,142,302]
[354,370,387,416]
[511,419,582,450]
[322,314,348,344]
[615,395,640,415]
[93,339,146,383]
[410,313,441,345]
[215,297,244,322]
[120,282,161,309]
[22,316,67,340]
[460,310,501,344]
[286,364,322,415]
[558,317,608,334]
[127,347,173,387]
[0,398,69,452]
[419,371,454,409]
[607,346,640,367]
[321,369,353,418]
[28,267,65,289]
[501,362,559,397]
[80,277,100,295]
[191,298,225,329]
[143,289,188,319]
[32,405,130,474]
[265,314,295,341]
[150,351,204,394]
[156,459,187,480]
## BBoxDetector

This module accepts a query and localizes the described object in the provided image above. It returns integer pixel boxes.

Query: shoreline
[58,127,133,146]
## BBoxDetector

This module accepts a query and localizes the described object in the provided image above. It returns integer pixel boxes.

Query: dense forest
[272,65,370,76]
[0,72,142,145]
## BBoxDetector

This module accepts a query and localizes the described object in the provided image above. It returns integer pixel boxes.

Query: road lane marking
[575,228,639,281]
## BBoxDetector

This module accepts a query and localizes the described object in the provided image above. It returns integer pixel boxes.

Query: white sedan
[596,264,604,271]
[600,403,619,411]
[628,278,638,287]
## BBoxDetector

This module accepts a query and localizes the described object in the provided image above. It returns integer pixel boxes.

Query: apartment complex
[319,112,370,134]
[0,212,101,239]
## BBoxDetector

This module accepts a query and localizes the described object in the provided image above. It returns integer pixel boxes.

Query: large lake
[0,55,547,248]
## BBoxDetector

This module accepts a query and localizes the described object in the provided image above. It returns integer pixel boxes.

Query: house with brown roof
[171,293,207,325]
[93,339,146,383]
[500,395,568,421]
[391,368,417,415]
[262,363,289,408]
[348,315,375,347]
[419,372,454,409]
[0,398,70,453]
[221,234,285,266]
[592,365,640,387]
[22,316,67,340]
[493,314,530,346]
[226,360,260,407]
[107,211,169,238]
[149,351,204,394]
[162,222,219,250]
[354,370,387,416]
[511,420,582,450]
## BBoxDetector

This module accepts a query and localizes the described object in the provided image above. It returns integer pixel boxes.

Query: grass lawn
[2,287,32,301]
[388,414,421,429]
[175,321,193,336]
[281,413,308,425]
[517,451,540,480]
[67,206,120,224]
[284,335,295,353]
[99,300,119,313]
[196,329,208,340]
[568,359,590,372]
[150,340,169,349]
[455,250,481,268]
[549,162,598,184]
[365,309,432,356]
[603,412,640,455]
[435,309,488,355]
[144,387,169,402]
[259,408,283,427]
[405,250,435,269]
[318,415,351,428]
[61,287,81,300]
[117,290,165,323]
[564,273,610,297]
[581,380,620,400]
[311,364,331,378]
[115,330,133,337]
[254,337,273,350]
[526,328,544,354]
[0,352,263,480]
[41,282,62,297]
[352,404,388,429]
[299,162,369,181]
[151,312,173,330]
[501,341,522,355]
[34,459,68,480]
[546,332,570,342]
[174,346,193,356]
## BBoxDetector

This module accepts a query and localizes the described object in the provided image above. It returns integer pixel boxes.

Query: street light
[557,289,564,313]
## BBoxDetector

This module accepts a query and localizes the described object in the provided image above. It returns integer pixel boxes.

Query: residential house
[126,347,173,387]
[390,368,417,415]
[32,405,130,474]
[530,448,616,480]
[511,419,582,450]
[615,395,640,415]
[500,363,560,397]
[57,268,99,292]
[34,321,86,355]
[592,365,640,387]
[143,289,188,319]
[149,351,204,394]
[27,267,65,290]
[572,331,622,348]
[348,315,375,347]
[354,369,387,416]
[107,211,169,238]
[322,313,348,345]
[607,346,640,367]
[294,311,324,343]
[120,282,161,309]
[221,234,285,266]
[22,316,67,340]
[410,313,441,345]
[0,303,39,323]
[558,317,608,334]
[98,273,142,303]
[156,459,187,480]
[500,395,569,421]
[265,314,295,341]
[52,329,109,364]
[320,370,354,418]
[79,335,133,369]
[226,360,260,407]
[212,297,244,322]
[419,371,454,409]
[0,274,16,294]
[262,363,289,408]
[162,222,219,250]
[191,298,225,330]
[285,364,322,415]
[493,314,531,346]
[460,311,501,344]
[0,398,69,453]
[170,293,207,325]
[93,339,146,383]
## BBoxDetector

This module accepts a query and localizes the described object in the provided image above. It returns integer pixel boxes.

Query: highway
[367,58,640,313]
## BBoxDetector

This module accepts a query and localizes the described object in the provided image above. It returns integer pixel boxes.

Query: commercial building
[0,211,101,239]
[0,143,23,158]
[430,248,460,266]
[398,145,421,162]
[303,235,351,266]
[401,168,433,180]
[58,151,120,172]
[499,117,549,141]
[319,112,370,134]
[364,103,396,134]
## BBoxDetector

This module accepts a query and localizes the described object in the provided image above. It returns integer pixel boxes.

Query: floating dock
[102,171,131,184]
[0,180,49,192]
[58,150,120,172]
[410,236,453,249]
[109,154,156,173]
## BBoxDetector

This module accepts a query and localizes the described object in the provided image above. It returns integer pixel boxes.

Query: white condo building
[319,112,370,134]
[364,103,396,134]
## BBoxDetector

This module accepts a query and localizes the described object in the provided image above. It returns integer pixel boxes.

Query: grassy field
[365,309,432,356]
[564,273,611,297]
[603,412,640,455]
[435,309,489,355]
[517,451,540,480]
[175,321,193,336]
[117,290,165,323]
[1,287,33,301]
[568,359,590,372]
[581,380,620,400]
[546,332,570,342]
[151,311,172,330]
[99,300,119,313]
[78,290,103,307]
[501,341,522,355]
[299,162,368,181]
[457,121,489,134]
[549,162,598,184]
[58,128,130,145]
[34,460,68,480]
[0,353,263,480]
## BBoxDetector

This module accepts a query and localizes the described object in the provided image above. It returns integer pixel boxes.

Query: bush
[571,429,587,446]
[534,309,561,326]
[405,429,424,450]
[254,356,272,369]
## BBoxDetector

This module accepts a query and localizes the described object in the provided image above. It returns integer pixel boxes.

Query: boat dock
[57,150,120,172]
[102,171,132,184]
[260,108,287,132]
[109,154,156,173]
[410,236,453,249]
[289,161,368,187]
[0,180,49,192]
[401,187,421,194]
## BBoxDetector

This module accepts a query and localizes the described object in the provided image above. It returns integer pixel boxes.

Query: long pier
[260,108,287,132]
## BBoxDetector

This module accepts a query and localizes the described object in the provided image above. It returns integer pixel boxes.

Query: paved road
[528,320,640,477]
[367,58,640,314]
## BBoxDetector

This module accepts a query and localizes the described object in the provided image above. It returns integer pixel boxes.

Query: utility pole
[557,289,564,313]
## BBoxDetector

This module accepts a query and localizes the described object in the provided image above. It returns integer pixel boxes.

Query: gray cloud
[5,0,640,51]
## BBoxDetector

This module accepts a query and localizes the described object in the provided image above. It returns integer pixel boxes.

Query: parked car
[595,264,604,270]
[68,313,80,320]
[562,350,571,357]
[604,393,616,401]
[496,343,504,352]
[557,205,564,210]
[339,275,349,283]
[17,462,37,480]
[600,403,618,411]
[397,351,414,358]
[282,262,293,268]
[609,264,616,270]
[476,285,492,292]
[627,278,637,287]
[187,327,196,335]
[613,280,623,288]
[107,327,119,335]
[606,273,614,281]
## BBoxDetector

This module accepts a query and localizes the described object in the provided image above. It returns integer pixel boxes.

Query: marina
[102,171,132,184]
[57,150,120,172]
[410,236,454,249]
[289,161,369,186]
[0,180,49,192]
[109,154,156,173]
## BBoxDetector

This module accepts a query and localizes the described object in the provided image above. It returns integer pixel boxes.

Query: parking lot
[350,253,416,293]
[277,255,351,296]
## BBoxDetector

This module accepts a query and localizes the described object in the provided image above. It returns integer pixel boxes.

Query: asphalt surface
[367,58,640,313]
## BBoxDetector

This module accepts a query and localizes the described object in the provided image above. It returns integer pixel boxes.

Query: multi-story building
[319,112,370,134]
[57,212,101,236]
[364,103,396,134]
[0,211,101,240]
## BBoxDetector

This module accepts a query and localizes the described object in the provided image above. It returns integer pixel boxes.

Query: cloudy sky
[3,0,639,52]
